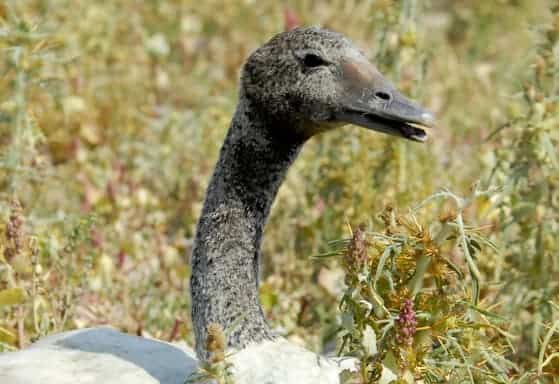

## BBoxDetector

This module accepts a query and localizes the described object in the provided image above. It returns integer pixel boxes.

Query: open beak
[334,58,435,142]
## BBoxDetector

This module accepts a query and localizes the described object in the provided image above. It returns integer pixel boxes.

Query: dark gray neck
[190,96,304,358]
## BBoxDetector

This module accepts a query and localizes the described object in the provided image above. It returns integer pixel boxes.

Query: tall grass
[0,0,557,382]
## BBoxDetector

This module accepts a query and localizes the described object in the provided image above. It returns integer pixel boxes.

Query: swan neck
[191,96,304,357]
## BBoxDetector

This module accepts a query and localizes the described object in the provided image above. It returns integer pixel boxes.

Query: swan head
[241,26,435,141]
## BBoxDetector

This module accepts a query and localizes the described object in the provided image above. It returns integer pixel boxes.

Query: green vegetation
[1,0,558,382]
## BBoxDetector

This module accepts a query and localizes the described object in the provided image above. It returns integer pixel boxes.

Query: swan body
[0,328,197,384]
[0,327,397,383]
[0,26,433,383]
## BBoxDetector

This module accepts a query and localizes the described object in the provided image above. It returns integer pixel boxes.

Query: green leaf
[259,287,278,311]
[341,312,354,330]
[0,326,16,345]
[462,301,508,322]
[0,288,26,307]
[445,258,464,279]
[542,132,559,170]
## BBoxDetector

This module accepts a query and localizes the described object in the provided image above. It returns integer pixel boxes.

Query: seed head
[206,322,227,359]
[5,198,25,260]
[396,299,417,347]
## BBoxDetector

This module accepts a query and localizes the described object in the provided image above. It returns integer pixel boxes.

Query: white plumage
[0,327,397,383]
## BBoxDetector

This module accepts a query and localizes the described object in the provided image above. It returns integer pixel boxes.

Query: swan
[0,27,434,384]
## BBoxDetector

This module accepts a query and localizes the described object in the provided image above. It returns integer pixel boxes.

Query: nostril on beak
[374,91,392,102]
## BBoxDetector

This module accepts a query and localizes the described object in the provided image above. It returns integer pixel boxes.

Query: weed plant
[0,1,557,383]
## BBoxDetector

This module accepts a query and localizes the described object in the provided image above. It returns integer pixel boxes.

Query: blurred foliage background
[1,0,558,382]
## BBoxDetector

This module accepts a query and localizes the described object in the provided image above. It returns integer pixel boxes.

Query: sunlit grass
[1,0,558,382]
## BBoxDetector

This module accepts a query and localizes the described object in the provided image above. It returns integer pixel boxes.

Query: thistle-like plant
[186,322,235,384]
[334,190,513,383]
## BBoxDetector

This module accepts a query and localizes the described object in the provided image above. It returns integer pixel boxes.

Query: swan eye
[303,53,328,68]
